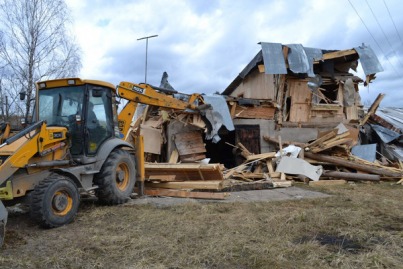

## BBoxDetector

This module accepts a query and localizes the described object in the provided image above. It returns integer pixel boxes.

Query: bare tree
[0,0,81,122]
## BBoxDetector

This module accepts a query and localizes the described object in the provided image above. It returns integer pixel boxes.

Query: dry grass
[1,182,402,269]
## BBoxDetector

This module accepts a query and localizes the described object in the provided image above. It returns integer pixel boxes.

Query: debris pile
[126,42,402,200]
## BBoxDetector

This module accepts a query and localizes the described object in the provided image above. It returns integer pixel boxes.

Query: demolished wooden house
[219,42,383,151]
[215,42,401,186]
[128,42,402,199]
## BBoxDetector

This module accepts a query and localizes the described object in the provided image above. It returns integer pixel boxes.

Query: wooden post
[278,135,283,156]
[322,171,380,181]
[360,93,385,126]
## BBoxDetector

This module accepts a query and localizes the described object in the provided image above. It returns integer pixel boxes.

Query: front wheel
[30,174,79,228]
[94,149,136,204]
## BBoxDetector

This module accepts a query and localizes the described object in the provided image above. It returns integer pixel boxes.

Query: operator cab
[35,78,119,163]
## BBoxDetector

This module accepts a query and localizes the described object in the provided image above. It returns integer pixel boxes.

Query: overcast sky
[65,0,403,107]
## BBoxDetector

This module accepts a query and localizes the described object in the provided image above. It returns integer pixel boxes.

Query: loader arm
[116,81,205,138]
[0,120,68,194]
[0,122,11,144]
[0,120,67,247]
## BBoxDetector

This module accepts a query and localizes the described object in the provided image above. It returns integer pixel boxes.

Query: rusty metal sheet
[287,44,310,74]
[260,42,287,74]
[354,44,383,75]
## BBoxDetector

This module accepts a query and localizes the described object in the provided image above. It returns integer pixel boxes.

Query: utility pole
[137,35,158,85]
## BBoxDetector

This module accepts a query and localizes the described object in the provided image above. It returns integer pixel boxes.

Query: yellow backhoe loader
[0,78,205,247]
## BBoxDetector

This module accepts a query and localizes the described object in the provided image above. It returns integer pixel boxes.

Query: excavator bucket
[0,201,7,247]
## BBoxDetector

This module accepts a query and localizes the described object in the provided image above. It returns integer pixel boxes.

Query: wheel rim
[52,190,73,216]
[116,162,130,191]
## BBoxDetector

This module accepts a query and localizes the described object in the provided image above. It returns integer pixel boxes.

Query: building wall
[230,69,276,100]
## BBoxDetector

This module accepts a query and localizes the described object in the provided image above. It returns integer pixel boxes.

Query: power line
[365,0,403,68]
[382,0,403,48]
[347,0,401,77]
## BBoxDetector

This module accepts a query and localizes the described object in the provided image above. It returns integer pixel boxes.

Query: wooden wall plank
[231,69,276,100]
[174,131,206,156]
[140,124,162,154]
[288,80,311,122]
[234,106,275,119]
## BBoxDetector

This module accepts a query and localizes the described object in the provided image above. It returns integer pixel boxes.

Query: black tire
[94,149,136,204]
[30,174,79,228]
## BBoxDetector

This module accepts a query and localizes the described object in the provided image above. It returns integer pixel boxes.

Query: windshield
[38,86,85,127]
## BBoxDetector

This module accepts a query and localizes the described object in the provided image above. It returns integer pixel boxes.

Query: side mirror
[92,89,103,97]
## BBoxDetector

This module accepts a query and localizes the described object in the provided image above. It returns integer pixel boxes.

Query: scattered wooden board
[174,131,206,156]
[168,149,179,164]
[234,106,275,120]
[144,188,228,200]
[146,180,224,190]
[246,152,276,162]
[145,163,224,182]
[147,175,177,182]
[309,180,347,186]
[140,124,162,154]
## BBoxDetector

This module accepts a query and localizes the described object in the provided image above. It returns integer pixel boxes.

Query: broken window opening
[313,84,339,105]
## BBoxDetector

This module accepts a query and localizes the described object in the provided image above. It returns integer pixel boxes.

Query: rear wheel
[30,174,79,228]
[95,149,136,204]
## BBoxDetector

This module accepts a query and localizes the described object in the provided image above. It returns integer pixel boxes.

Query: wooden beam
[144,188,228,200]
[168,149,179,164]
[360,93,385,126]
[273,180,292,187]
[269,172,281,178]
[322,171,380,181]
[145,163,224,181]
[147,175,177,182]
[246,152,276,162]
[317,49,357,62]
[263,135,307,148]
[145,163,222,171]
[307,129,337,148]
[266,160,274,173]
[234,106,275,120]
[311,104,342,111]
[230,102,237,119]
[310,138,353,153]
[145,180,224,190]
[309,180,347,186]
[304,152,403,178]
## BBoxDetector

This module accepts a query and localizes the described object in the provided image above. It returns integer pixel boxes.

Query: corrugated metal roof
[261,42,287,74]
[370,124,401,143]
[287,44,310,74]
[304,47,323,77]
[354,44,384,75]
[239,51,263,79]
[375,108,403,132]
[221,42,382,96]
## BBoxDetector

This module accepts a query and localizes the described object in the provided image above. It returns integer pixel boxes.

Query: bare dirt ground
[0,183,402,269]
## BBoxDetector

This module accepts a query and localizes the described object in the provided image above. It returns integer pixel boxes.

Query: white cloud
[65,0,403,106]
